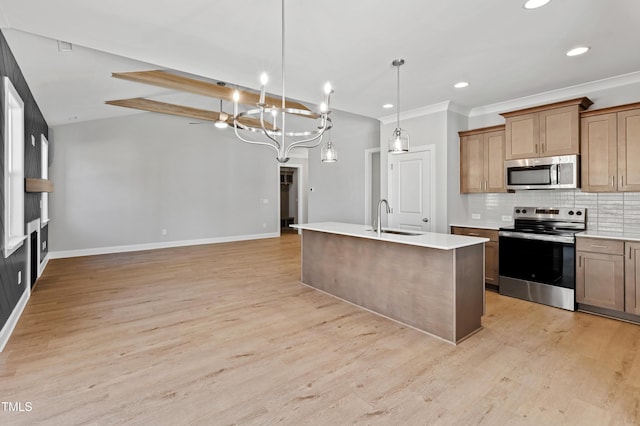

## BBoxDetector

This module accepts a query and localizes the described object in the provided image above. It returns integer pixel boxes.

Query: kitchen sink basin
[366,228,423,236]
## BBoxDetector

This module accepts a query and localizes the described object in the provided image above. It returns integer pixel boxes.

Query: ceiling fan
[105,69,310,127]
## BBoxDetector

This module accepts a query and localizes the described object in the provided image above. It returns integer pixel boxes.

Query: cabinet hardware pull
[621,175,624,187]
[469,233,480,236]
[541,143,545,153]
[612,176,615,187]
[630,246,633,260]
[591,245,608,249]
[535,144,538,154]
[579,256,582,268]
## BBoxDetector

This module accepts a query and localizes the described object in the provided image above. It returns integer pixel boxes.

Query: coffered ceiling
[1,0,639,126]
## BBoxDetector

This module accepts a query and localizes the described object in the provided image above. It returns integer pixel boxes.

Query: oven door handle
[499,230,574,244]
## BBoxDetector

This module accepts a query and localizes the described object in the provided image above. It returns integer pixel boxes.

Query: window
[3,77,26,258]
[41,134,49,225]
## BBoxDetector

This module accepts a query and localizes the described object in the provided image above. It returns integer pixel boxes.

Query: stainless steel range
[499,207,587,311]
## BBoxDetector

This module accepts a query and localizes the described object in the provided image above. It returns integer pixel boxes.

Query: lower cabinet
[451,227,499,287]
[576,237,640,320]
[625,242,640,315]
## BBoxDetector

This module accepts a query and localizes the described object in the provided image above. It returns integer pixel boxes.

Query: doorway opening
[279,167,299,234]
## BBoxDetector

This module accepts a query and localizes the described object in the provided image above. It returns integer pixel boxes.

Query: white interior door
[388,148,434,232]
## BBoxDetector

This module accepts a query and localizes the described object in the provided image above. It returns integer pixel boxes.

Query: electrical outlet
[471,213,481,220]
[42,241,47,250]
[18,271,22,285]
[502,215,513,222]
[161,229,167,236]
[262,223,267,229]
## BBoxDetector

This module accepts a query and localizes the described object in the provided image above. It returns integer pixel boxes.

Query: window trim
[3,76,26,258]
[40,134,50,226]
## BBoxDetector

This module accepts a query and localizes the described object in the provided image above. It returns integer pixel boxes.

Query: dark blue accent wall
[0,30,49,330]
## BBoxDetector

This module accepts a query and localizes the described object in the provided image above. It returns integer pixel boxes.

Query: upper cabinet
[501,97,593,160]
[581,103,640,192]
[459,125,506,193]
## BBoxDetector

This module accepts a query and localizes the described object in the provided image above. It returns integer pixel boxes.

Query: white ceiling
[1,0,639,126]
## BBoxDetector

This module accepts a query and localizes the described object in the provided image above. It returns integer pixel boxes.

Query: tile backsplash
[467,191,640,233]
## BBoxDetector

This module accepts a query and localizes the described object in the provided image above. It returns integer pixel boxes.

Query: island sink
[365,228,423,236]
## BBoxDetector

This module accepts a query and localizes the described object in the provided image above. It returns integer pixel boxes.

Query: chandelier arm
[283,117,332,156]
[233,123,279,153]
[285,135,325,156]
[258,109,281,149]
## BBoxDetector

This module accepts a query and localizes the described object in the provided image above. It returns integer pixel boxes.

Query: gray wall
[447,110,468,224]
[308,109,380,224]
[50,112,279,252]
[50,107,378,253]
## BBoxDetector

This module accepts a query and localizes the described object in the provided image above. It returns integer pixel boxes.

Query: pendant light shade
[388,59,409,153]
[321,140,337,163]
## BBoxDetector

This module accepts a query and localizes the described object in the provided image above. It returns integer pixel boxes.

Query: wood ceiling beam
[105,98,277,129]
[111,70,312,112]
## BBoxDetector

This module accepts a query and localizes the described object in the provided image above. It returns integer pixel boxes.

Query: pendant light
[389,59,409,153]
[321,130,337,163]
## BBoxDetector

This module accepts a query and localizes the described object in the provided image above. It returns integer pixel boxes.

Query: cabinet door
[460,134,484,193]
[625,242,640,315]
[484,130,506,193]
[576,251,624,311]
[539,105,580,156]
[484,241,499,285]
[580,113,617,192]
[618,108,640,192]
[505,113,539,160]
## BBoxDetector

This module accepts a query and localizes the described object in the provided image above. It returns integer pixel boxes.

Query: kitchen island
[291,222,489,344]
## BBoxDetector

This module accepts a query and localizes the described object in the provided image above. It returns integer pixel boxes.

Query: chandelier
[232,0,336,164]
[389,59,409,153]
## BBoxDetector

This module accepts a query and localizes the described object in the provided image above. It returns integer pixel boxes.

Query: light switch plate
[471,213,481,220]
[502,215,513,222]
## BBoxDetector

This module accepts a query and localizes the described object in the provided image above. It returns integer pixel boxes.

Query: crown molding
[469,71,640,118]
[378,101,452,124]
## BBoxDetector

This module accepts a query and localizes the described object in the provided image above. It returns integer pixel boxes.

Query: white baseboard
[48,232,280,259]
[0,286,29,352]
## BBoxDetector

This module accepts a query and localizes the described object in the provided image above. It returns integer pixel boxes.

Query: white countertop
[449,221,510,231]
[292,222,489,250]
[577,230,640,243]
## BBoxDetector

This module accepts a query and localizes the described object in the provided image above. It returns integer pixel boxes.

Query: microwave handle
[550,164,559,185]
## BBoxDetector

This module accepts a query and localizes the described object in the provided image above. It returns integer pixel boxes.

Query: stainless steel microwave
[505,154,579,190]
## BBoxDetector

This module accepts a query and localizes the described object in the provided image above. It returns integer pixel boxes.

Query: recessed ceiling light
[454,81,470,89]
[523,0,551,9]
[382,103,393,109]
[566,46,590,57]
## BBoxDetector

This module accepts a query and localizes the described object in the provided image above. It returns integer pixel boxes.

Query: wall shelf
[25,178,54,193]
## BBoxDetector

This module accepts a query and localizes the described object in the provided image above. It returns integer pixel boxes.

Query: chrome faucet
[376,199,391,237]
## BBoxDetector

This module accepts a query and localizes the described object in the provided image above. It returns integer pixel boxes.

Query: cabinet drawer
[576,237,624,255]
[451,227,498,242]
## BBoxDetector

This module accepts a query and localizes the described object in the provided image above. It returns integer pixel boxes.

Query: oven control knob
[515,209,521,214]
[568,210,575,215]
[522,209,527,214]
[576,211,583,216]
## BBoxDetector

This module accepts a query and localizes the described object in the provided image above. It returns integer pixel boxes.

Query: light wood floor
[1,234,640,425]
